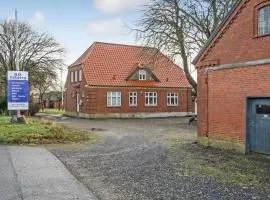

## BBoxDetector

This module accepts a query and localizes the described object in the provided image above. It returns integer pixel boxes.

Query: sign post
[7,71,29,111]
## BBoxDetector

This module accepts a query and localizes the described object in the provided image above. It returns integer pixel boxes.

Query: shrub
[29,103,41,116]
[0,96,7,115]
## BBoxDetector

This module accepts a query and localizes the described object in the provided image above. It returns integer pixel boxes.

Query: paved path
[0,145,97,200]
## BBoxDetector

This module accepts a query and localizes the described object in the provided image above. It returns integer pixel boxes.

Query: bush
[0,96,7,115]
[29,103,41,116]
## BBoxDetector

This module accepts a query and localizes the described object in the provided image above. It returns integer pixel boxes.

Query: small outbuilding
[42,91,63,110]
[65,42,194,118]
[194,0,270,154]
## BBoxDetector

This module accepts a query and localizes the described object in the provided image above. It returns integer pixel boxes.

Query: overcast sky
[1,0,196,83]
[0,0,147,66]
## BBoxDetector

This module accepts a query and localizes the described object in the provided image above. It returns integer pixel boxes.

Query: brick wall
[66,86,193,114]
[65,64,87,113]
[197,68,208,137]
[195,0,270,144]
[197,0,270,67]
[198,64,270,144]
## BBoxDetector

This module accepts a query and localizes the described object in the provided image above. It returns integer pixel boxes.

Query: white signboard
[7,71,29,110]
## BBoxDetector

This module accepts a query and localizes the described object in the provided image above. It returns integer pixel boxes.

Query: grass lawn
[0,116,100,145]
[170,142,270,197]
[39,109,65,115]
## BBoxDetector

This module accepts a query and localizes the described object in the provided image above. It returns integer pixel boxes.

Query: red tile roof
[70,42,191,88]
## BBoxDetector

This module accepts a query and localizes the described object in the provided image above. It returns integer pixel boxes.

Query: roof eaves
[192,0,242,65]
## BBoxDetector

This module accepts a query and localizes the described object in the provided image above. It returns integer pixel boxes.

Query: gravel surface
[48,117,265,200]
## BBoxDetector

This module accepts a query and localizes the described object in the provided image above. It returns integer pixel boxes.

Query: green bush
[0,96,7,115]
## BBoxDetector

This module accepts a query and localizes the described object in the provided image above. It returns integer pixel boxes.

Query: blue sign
[7,71,29,110]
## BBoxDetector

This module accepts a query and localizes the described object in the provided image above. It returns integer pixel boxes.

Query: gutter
[207,59,270,71]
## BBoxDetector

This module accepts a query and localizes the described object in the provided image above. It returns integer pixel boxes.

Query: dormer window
[258,6,270,36]
[139,69,146,80]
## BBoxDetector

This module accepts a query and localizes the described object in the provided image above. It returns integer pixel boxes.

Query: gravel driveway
[48,117,267,200]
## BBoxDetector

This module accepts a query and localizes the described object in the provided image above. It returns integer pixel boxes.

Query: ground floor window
[107,91,121,107]
[167,93,178,106]
[129,92,137,106]
[145,92,157,106]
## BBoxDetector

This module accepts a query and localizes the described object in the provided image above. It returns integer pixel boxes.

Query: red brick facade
[65,42,194,117]
[195,0,270,149]
[65,86,193,115]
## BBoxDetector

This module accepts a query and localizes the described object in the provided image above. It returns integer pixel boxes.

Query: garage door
[247,98,270,154]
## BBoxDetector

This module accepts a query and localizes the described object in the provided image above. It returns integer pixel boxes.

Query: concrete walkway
[0,145,97,200]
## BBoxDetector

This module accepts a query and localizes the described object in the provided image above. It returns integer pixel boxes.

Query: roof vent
[112,75,116,80]
[166,78,169,82]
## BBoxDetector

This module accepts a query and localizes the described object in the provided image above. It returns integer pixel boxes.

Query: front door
[247,98,270,154]
[76,92,80,113]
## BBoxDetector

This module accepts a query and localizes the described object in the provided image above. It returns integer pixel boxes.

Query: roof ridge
[69,41,159,68]
[94,41,157,50]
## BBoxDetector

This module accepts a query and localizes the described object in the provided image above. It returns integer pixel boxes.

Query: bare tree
[135,0,237,94]
[0,20,65,94]
[33,72,57,110]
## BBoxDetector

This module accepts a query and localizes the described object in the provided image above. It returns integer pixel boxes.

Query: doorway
[247,98,270,154]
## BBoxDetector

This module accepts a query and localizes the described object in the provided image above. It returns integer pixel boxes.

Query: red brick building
[42,91,63,110]
[65,42,194,118]
[194,0,270,154]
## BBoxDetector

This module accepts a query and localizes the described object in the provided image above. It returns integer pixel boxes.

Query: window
[70,71,74,83]
[145,92,157,106]
[107,92,121,107]
[79,70,82,81]
[258,6,270,36]
[167,93,178,106]
[139,69,146,80]
[129,92,137,106]
[74,71,78,82]
[256,104,270,114]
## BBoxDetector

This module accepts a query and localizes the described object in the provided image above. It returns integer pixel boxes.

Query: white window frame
[145,92,157,106]
[129,92,137,107]
[258,6,270,36]
[74,71,78,82]
[139,69,146,80]
[107,91,121,107]
[167,93,179,106]
[79,70,82,81]
[70,71,74,83]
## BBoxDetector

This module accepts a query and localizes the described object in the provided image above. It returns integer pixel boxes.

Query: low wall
[64,111,194,119]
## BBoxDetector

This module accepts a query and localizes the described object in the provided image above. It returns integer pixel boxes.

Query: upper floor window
[70,71,74,83]
[75,71,78,82]
[145,92,157,106]
[79,70,82,81]
[107,91,121,107]
[258,6,270,36]
[167,93,178,106]
[139,69,146,80]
